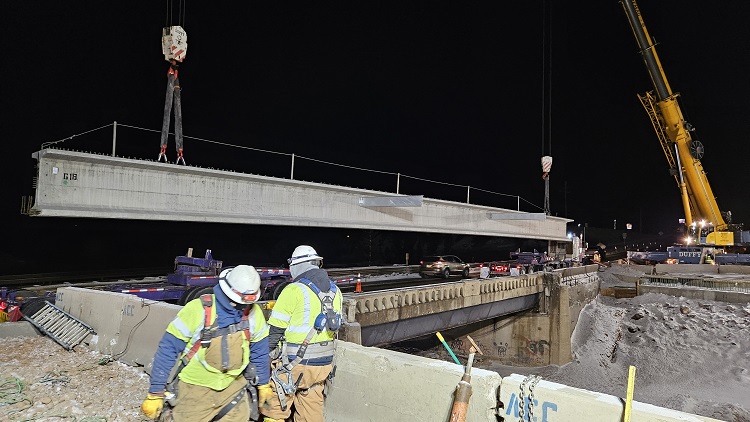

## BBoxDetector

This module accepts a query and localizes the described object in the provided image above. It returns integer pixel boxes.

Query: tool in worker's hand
[449,335,484,422]
[436,332,461,365]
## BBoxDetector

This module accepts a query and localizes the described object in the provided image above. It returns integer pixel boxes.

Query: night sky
[3,1,750,273]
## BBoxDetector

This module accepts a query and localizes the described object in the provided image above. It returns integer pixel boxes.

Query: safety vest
[268,280,343,346]
[166,294,269,391]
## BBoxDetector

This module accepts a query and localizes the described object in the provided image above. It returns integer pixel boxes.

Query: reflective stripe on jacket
[166,295,269,390]
[267,282,343,345]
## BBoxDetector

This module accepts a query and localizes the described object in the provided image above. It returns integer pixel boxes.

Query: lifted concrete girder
[30,149,570,240]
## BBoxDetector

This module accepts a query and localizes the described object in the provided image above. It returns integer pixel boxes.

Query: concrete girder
[30,149,571,240]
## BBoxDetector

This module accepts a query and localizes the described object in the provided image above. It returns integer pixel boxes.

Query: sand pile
[545,293,750,421]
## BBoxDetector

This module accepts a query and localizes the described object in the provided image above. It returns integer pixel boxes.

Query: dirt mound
[546,293,750,421]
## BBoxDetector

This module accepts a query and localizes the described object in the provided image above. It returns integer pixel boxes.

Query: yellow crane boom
[620,0,734,244]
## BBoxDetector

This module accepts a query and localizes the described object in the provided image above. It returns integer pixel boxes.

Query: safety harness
[165,295,260,421]
[270,279,341,411]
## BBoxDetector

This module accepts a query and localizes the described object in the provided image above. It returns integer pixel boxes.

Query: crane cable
[165,0,186,28]
[541,0,552,157]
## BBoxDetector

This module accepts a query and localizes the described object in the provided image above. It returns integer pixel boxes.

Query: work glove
[257,383,274,409]
[140,392,165,419]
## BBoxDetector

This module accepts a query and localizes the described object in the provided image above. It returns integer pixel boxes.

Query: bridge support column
[549,276,572,365]
[339,321,362,345]
[339,299,362,344]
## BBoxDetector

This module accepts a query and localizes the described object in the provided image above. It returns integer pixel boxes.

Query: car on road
[486,261,511,276]
[419,255,470,279]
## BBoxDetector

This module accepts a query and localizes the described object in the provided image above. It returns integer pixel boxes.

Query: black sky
[3,1,750,271]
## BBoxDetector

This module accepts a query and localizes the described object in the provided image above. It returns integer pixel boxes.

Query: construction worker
[262,245,344,422]
[140,265,275,421]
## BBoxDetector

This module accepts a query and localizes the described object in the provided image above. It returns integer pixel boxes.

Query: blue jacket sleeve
[250,336,270,385]
[149,331,187,394]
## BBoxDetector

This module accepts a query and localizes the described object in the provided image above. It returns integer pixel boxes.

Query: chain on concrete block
[528,375,541,421]
[518,375,528,422]
[518,374,542,422]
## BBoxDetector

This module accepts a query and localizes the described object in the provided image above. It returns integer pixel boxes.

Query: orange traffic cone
[355,273,362,293]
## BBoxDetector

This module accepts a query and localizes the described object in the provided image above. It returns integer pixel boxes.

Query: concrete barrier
[55,287,180,369]
[639,284,750,304]
[499,373,722,422]
[656,264,718,274]
[718,265,750,275]
[326,342,502,421]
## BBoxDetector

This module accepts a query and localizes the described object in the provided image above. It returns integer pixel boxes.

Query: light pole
[578,223,587,249]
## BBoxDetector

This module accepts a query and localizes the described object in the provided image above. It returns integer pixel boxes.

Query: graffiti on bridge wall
[449,337,488,356]
[516,337,550,365]
[495,341,509,358]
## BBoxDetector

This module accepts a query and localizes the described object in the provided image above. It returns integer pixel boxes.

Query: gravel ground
[0,336,150,421]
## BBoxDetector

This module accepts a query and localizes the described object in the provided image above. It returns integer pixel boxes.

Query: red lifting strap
[183,295,214,361]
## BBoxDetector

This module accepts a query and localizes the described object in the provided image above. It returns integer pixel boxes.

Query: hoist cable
[548,0,552,156]
[181,0,187,28]
[541,0,546,156]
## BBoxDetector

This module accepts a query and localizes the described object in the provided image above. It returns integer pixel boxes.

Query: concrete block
[0,321,42,338]
[326,341,502,422]
[55,287,127,353]
[117,297,181,369]
[718,265,750,275]
[499,373,722,422]
[656,264,719,274]
[55,287,181,370]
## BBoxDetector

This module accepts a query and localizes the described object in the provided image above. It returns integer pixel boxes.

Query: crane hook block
[162,26,187,63]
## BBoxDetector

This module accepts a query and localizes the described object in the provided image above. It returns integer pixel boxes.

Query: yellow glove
[258,383,274,409]
[141,393,165,419]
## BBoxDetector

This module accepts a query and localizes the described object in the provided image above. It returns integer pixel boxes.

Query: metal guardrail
[327,265,419,278]
[640,275,750,293]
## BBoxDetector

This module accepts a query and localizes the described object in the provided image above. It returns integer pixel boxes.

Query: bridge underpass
[338,265,601,366]
[341,275,543,347]
[28,149,570,242]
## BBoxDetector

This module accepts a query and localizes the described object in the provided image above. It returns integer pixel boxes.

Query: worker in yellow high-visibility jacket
[141,265,274,421]
[262,245,344,422]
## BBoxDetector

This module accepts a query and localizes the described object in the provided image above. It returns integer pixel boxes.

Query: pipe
[449,352,474,422]
[436,332,461,365]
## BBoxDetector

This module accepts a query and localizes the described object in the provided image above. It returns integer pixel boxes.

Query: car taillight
[420,260,424,264]
[479,264,484,268]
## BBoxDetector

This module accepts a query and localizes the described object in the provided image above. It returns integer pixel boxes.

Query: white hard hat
[218,265,261,304]
[287,245,323,267]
